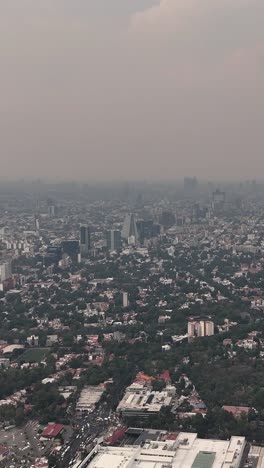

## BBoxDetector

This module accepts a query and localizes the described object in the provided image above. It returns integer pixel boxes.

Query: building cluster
[187,318,214,340]
[1,182,264,466]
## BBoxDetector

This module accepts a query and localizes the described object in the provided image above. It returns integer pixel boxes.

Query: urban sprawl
[0,180,264,468]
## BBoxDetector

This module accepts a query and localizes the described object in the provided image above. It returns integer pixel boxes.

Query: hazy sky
[1,0,264,181]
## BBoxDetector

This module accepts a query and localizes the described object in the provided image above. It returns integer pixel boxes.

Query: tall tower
[106,230,121,252]
[35,215,40,236]
[80,225,91,255]
[123,292,129,308]
[121,214,138,244]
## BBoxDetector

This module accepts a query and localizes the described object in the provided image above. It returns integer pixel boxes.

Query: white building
[123,292,129,308]
[26,335,39,347]
[122,214,138,243]
[200,320,214,337]
[86,432,246,468]
[117,383,176,419]
[76,386,105,417]
[0,261,12,282]
[188,319,214,339]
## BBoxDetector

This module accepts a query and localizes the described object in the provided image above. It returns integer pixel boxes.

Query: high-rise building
[188,319,214,339]
[48,205,56,217]
[0,261,12,283]
[80,225,91,255]
[199,320,214,337]
[136,220,161,243]
[61,240,80,261]
[123,292,129,308]
[159,211,175,229]
[121,214,138,244]
[187,320,199,338]
[184,176,198,192]
[106,230,122,252]
[212,189,226,211]
[47,199,57,218]
[35,216,40,234]
[46,246,62,263]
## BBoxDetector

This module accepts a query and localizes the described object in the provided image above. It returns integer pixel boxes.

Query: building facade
[80,225,91,255]
[106,230,121,252]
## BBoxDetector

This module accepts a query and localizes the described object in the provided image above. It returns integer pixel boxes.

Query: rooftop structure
[117,383,176,418]
[87,433,246,468]
[121,213,138,244]
[76,386,105,416]
[222,406,250,419]
[42,423,64,439]
[33,457,49,468]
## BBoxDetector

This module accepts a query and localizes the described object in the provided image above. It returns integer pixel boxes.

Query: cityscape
[0,181,263,467]
[2,0,264,467]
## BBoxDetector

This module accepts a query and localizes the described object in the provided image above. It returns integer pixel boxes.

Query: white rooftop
[87,433,246,468]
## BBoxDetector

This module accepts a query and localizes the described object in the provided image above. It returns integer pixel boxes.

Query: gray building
[80,224,91,255]
[121,214,138,243]
[106,229,121,252]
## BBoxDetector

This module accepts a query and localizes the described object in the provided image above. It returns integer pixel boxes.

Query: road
[57,404,119,468]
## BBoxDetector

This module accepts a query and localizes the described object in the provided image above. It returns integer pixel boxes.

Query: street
[58,404,119,468]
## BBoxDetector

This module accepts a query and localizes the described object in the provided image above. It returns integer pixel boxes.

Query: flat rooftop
[87,433,246,468]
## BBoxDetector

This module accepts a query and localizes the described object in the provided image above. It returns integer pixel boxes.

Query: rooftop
[42,423,64,438]
[87,433,246,468]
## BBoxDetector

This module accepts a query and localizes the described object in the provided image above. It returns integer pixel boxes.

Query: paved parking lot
[0,421,45,467]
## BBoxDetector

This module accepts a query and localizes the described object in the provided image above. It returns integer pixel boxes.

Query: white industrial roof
[87,433,246,468]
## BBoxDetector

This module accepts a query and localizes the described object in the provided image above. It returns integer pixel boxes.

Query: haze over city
[1,0,264,181]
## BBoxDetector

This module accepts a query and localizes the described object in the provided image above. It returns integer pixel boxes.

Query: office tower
[159,210,175,229]
[47,199,57,218]
[80,225,91,255]
[46,246,62,263]
[61,240,80,261]
[48,205,56,217]
[123,292,129,308]
[212,189,226,211]
[106,230,122,252]
[0,261,12,283]
[184,176,198,192]
[121,214,138,244]
[35,216,40,234]
[136,220,161,243]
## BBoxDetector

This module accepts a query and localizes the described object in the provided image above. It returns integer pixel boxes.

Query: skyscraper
[121,214,138,244]
[0,261,12,283]
[184,176,198,192]
[136,220,161,243]
[159,210,175,229]
[212,189,226,211]
[80,225,91,255]
[106,230,122,252]
[47,199,57,217]
[199,320,214,337]
[61,240,80,262]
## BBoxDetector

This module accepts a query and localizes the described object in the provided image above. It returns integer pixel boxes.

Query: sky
[1,0,264,182]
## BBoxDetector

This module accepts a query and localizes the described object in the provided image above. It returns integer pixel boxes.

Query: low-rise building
[76,386,105,417]
[27,335,39,347]
[41,423,64,439]
[117,383,176,419]
[86,432,246,468]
